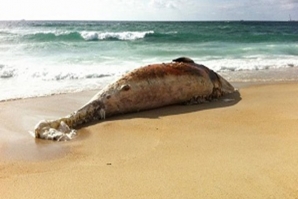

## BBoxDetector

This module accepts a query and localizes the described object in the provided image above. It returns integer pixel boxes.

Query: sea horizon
[1,19,297,22]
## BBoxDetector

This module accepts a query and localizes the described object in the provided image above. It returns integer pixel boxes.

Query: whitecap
[80,31,154,41]
[81,31,99,41]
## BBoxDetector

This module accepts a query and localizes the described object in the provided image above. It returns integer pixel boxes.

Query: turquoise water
[0,21,298,100]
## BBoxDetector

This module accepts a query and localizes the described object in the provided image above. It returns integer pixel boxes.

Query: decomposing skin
[33,57,235,141]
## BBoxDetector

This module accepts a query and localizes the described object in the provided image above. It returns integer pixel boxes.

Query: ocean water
[0,20,298,101]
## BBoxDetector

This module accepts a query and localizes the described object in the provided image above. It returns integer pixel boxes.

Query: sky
[1,0,298,21]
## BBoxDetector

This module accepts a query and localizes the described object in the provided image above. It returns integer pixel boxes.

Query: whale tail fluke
[33,99,106,141]
[33,119,77,141]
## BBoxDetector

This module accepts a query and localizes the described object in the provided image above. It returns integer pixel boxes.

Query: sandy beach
[0,82,298,198]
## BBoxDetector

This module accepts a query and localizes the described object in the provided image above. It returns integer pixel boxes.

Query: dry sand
[0,82,298,198]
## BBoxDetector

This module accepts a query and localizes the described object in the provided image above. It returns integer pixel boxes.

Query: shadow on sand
[79,90,241,131]
[33,90,241,143]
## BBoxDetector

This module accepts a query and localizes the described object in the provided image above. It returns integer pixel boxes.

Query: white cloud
[280,0,298,9]
[149,0,178,9]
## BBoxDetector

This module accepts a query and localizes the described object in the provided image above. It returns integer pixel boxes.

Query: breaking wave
[22,30,296,43]
[81,31,154,41]
[0,63,114,80]
[22,30,155,42]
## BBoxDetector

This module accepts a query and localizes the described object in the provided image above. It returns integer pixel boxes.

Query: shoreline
[1,67,298,102]
[1,81,298,198]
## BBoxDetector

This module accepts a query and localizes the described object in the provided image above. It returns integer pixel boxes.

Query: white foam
[198,55,298,72]
[1,53,298,101]
[80,31,154,41]
[0,59,137,101]
[1,55,298,102]
[0,65,15,78]
[81,32,98,41]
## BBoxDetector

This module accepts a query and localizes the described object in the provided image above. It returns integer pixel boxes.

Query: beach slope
[0,83,298,198]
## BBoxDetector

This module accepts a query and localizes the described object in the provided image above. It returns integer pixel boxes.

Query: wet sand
[1,82,298,198]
